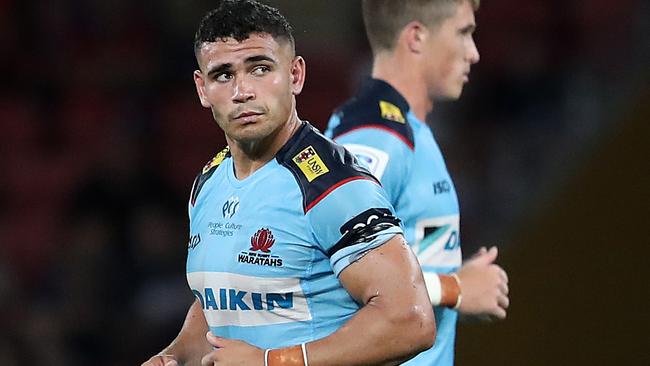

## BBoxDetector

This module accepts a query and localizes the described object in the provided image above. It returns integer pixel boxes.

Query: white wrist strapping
[301,343,309,366]
[423,271,442,306]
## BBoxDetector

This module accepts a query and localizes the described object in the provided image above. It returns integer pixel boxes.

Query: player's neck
[228,110,301,180]
[372,53,433,122]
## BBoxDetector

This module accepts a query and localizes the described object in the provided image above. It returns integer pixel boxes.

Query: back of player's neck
[371,66,430,122]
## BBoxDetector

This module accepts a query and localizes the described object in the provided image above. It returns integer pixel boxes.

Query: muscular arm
[306,234,435,366]
[201,235,435,366]
[142,299,212,366]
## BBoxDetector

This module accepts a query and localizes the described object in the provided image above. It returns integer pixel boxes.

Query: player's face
[194,33,304,145]
[422,0,479,100]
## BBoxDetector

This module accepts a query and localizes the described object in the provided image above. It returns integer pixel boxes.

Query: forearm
[161,299,211,365]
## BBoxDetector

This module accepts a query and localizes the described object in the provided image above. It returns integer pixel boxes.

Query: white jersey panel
[187,272,311,327]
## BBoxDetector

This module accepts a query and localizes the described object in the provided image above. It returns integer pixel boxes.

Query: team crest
[292,145,330,182]
[250,228,275,252]
[203,146,230,174]
[238,228,283,267]
[379,100,405,123]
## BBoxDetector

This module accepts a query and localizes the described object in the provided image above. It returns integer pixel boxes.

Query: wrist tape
[265,343,309,366]
[423,272,462,309]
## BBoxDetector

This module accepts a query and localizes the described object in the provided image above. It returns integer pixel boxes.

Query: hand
[201,332,265,366]
[456,246,509,320]
[141,354,179,366]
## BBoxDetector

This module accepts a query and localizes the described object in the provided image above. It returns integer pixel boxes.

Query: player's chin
[233,126,273,144]
[440,89,463,101]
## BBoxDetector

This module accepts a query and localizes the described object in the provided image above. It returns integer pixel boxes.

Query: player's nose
[231,77,255,103]
[467,38,480,64]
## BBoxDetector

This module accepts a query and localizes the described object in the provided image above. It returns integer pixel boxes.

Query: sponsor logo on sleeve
[344,144,389,179]
[292,145,329,182]
[379,100,405,123]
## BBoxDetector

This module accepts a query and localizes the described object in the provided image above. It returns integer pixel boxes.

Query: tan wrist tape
[439,273,461,308]
[267,345,305,366]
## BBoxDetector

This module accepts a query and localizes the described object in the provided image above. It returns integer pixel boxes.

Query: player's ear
[194,70,211,108]
[289,56,306,96]
[403,21,427,54]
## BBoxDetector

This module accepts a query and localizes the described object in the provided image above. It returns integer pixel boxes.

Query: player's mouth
[232,111,264,124]
[462,70,470,82]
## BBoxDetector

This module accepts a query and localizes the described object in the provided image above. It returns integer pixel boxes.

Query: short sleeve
[306,178,403,276]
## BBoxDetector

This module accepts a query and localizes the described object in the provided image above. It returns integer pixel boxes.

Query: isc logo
[433,180,451,195]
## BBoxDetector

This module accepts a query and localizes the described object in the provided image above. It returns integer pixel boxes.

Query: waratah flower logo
[250,228,275,253]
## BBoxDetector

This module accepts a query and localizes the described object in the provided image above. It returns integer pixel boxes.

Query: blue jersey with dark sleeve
[325,78,461,366]
[186,122,403,349]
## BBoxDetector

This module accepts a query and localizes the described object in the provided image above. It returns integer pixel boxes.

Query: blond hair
[362,0,480,53]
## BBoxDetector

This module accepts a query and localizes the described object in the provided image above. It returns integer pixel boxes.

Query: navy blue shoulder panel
[277,122,379,213]
[190,146,230,206]
[330,78,414,149]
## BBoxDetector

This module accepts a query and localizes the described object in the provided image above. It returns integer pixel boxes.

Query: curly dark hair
[194,0,294,55]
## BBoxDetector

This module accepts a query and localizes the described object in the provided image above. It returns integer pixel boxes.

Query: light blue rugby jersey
[326,78,462,366]
[186,122,402,349]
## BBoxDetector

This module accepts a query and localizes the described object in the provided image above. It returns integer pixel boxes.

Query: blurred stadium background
[0,0,648,364]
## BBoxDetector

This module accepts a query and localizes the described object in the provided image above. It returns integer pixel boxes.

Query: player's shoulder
[190,146,230,206]
[330,78,414,149]
[276,122,379,213]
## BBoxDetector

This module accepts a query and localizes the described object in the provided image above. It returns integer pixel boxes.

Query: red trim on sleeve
[305,176,378,213]
[333,124,414,150]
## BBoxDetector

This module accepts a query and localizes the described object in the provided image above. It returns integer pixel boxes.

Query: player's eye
[251,65,271,76]
[460,27,475,36]
[215,72,232,82]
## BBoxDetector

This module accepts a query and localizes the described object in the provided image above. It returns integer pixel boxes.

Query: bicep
[308,178,403,276]
[339,234,427,306]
